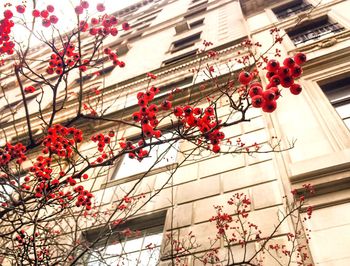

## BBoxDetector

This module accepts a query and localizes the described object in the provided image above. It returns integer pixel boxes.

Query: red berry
[262,89,276,101]
[161,100,172,110]
[278,66,291,78]
[16,5,26,14]
[75,6,84,15]
[251,95,264,108]
[47,5,55,13]
[91,18,99,25]
[266,59,280,72]
[238,71,252,85]
[110,28,118,36]
[49,15,58,24]
[266,71,275,80]
[132,112,141,122]
[32,9,40,17]
[81,1,90,9]
[122,22,130,31]
[294,52,307,65]
[212,145,220,153]
[24,86,36,93]
[283,57,295,68]
[270,87,281,100]
[249,85,263,97]
[96,3,105,12]
[4,10,13,19]
[174,106,183,117]
[42,19,51,27]
[290,83,302,95]
[41,10,49,18]
[262,100,277,113]
[280,76,294,88]
[291,64,302,78]
[270,75,281,86]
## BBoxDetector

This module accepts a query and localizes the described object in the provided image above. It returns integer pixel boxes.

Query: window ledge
[100,163,178,189]
[289,148,350,184]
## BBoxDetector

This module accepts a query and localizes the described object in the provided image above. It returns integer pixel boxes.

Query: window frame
[170,32,202,53]
[299,55,350,149]
[318,75,350,130]
[286,16,345,47]
[162,49,198,66]
[272,0,313,21]
[110,132,180,182]
[83,211,166,266]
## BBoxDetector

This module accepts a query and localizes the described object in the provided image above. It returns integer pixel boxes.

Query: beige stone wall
[1,0,350,265]
[246,0,350,265]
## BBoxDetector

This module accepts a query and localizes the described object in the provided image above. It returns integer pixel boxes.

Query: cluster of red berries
[173,106,225,153]
[32,5,58,27]
[0,10,15,55]
[132,86,164,139]
[14,230,35,245]
[30,157,58,198]
[248,81,280,113]
[74,1,90,15]
[119,139,149,161]
[74,185,93,210]
[91,131,114,152]
[46,43,89,75]
[29,156,52,182]
[103,47,125,67]
[24,85,36,93]
[42,125,83,157]
[79,12,129,37]
[0,142,27,166]
[266,52,307,92]
[90,131,116,163]
[246,53,307,113]
[89,14,119,36]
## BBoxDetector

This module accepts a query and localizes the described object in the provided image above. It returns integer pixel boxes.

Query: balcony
[273,2,313,20]
[288,19,345,46]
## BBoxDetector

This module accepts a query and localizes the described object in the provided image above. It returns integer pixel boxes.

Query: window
[184,7,207,19]
[0,183,14,203]
[85,211,166,266]
[136,9,161,22]
[189,18,204,28]
[112,133,179,180]
[273,0,312,20]
[288,17,345,46]
[131,16,156,30]
[171,32,201,53]
[75,66,115,84]
[158,76,193,98]
[188,0,208,11]
[319,75,350,130]
[162,49,198,66]
[174,18,204,34]
[120,31,132,38]
[137,24,150,31]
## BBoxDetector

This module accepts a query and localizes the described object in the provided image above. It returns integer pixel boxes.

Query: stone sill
[290,148,350,184]
[100,163,178,189]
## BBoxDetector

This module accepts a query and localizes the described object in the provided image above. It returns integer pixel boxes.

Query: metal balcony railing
[290,22,345,46]
[275,3,313,20]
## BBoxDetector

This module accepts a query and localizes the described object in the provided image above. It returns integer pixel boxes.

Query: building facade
[0,0,350,265]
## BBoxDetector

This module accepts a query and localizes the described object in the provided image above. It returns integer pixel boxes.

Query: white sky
[1,0,140,45]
